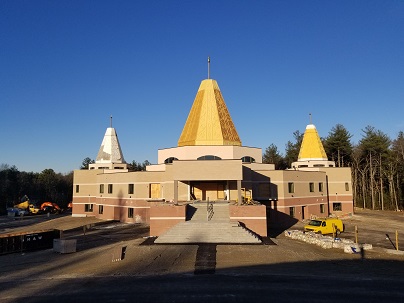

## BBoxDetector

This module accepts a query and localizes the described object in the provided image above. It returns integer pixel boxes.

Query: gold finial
[309,113,312,124]
[208,56,210,79]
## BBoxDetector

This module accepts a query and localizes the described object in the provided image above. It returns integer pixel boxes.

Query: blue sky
[1,0,403,174]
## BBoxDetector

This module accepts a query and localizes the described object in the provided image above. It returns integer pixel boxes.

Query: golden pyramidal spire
[178,79,241,146]
[298,124,328,161]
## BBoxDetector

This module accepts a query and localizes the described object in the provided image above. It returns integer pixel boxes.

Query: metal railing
[207,200,214,221]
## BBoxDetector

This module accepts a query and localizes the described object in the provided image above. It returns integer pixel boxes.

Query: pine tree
[323,124,353,167]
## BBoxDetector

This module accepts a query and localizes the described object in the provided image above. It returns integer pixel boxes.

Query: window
[98,205,103,214]
[288,182,294,193]
[345,182,349,191]
[99,184,104,194]
[309,182,314,192]
[164,157,178,164]
[128,208,134,218]
[319,182,324,192]
[197,155,222,160]
[85,204,93,212]
[75,185,80,193]
[320,204,325,214]
[289,207,295,218]
[128,184,134,194]
[108,184,113,194]
[241,156,255,163]
[333,203,342,211]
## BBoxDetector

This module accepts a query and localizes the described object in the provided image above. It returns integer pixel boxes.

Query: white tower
[89,117,127,170]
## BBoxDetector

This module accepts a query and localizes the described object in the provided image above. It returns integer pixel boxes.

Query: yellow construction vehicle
[13,195,41,214]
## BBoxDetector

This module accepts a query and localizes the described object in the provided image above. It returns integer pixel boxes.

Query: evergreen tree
[263,144,287,169]
[284,130,303,167]
[80,157,94,169]
[323,124,353,167]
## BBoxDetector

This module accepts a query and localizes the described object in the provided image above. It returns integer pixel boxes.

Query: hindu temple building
[72,74,353,240]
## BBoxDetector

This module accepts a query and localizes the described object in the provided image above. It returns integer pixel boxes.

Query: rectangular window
[309,182,314,192]
[318,182,323,192]
[85,204,93,212]
[75,185,79,193]
[288,182,294,194]
[98,205,103,214]
[333,203,342,211]
[108,184,113,194]
[345,182,349,191]
[289,207,295,218]
[128,208,134,218]
[320,204,325,213]
[99,184,104,194]
[128,184,134,195]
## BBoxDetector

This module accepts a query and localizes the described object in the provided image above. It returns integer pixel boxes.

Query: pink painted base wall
[229,205,267,237]
[149,204,186,236]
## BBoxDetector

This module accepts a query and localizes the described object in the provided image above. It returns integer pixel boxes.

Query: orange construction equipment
[40,202,61,213]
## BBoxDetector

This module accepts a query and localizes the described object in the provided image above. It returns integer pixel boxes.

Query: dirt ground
[0,209,403,302]
[292,207,404,250]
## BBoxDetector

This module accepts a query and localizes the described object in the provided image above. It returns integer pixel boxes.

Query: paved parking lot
[0,209,403,302]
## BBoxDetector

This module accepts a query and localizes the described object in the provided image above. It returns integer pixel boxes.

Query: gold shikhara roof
[298,124,328,161]
[178,79,241,146]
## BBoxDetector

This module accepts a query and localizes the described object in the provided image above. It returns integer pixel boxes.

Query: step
[155,221,261,244]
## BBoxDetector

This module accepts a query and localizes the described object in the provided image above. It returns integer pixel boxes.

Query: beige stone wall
[158,145,262,164]
[171,160,243,181]
[321,167,353,215]
[72,159,353,228]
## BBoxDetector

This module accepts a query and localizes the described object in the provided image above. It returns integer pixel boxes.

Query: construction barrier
[0,230,59,255]
[53,239,77,254]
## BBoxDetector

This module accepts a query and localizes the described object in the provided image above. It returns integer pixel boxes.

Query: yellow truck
[304,218,344,235]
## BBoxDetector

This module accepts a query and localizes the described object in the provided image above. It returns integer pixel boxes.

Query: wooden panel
[193,187,202,200]
[150,183,161,199]
[217,183,224,199]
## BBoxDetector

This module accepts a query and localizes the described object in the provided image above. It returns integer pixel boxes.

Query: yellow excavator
[13,195,41,214]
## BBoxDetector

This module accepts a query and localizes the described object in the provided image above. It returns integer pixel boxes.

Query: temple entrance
[190,181,226,201]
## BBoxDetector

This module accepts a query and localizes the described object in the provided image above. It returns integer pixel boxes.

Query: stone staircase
[154,202,262,244]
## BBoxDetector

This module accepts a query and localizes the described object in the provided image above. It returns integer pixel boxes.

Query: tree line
[0,158,152,214]
[80,157,151,171]
[0,165,73,214]
[263,124,404,211]
[2,124,403,213]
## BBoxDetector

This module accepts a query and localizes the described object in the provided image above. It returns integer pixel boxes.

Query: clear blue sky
[1,0,403,174]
